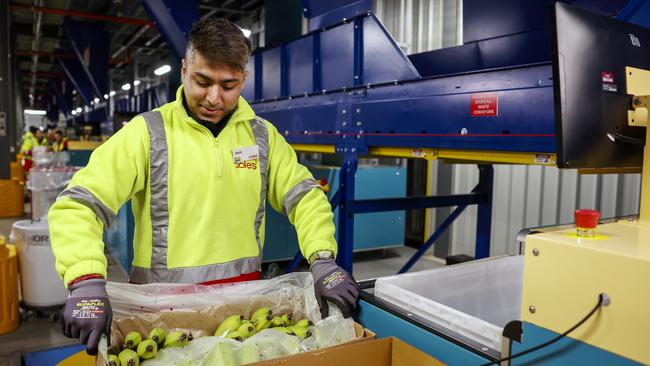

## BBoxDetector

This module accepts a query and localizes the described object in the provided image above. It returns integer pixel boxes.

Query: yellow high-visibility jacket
[52,138,69,152]
[48,86,337,286]
[20,132,46,157]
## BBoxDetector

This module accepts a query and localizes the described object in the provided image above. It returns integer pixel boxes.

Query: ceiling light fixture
[154,65,171,76]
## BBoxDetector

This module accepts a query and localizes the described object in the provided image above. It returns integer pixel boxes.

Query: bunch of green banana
[214,314,244,337]
[254,314,273,332]
[294,319,313,328]
[148,327,166,346]
[271,326,294,335]
[163,330,190,348]
[123,331,142,350]
[288,325,312,340]
[107,354,120,366]
[118,348,139,366]
[225,330,245,341]
[250,306,272,320]
[270,316,285,327]
[281,314,294,326]
[136,339,158,360]
[237,322,256,338]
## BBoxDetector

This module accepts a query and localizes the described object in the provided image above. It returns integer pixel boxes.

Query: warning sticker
[601,71,617,93]
[534,154,553,164]
[412,149,426,158]
[601,72,615,83]
[470,92,498,117]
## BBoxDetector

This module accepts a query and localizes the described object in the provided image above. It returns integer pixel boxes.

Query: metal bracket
[628,96,648,127]
[0,111,6,137]
[626,67,650,127]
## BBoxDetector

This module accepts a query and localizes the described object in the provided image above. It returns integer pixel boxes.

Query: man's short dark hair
[186,17,252,72]
[29,126,37,134]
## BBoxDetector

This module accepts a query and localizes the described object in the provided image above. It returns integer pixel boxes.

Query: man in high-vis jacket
[20,126,46,172]
[49,17,359,355]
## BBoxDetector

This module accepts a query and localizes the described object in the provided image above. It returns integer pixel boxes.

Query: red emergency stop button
[575,209,600,229]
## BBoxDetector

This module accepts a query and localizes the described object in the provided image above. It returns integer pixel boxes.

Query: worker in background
[46,127,56,149]
[52,130,69,152]
[79,125,93,141]
[20,126,46,173]
[49,17,359,355]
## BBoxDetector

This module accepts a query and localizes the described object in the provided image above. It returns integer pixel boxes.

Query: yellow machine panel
[522,220,650,364]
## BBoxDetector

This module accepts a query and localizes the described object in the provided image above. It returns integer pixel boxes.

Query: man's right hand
[62,279,112,355]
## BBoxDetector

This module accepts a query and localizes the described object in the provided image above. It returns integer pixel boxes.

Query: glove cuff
[69,278,107,297]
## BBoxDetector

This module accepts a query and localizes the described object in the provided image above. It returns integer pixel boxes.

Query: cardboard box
[252,337,445,366]
[96,322,374,365]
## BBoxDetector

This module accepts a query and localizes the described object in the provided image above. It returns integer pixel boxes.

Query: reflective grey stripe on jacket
[131,113,269,284]
[250,117,269,255]
[58,186,116,228]
[129,256,261,284]
[141,111,170,272]
[282,178,322,216]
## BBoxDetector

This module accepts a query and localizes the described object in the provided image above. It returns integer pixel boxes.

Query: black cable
[608,132,645,146]
[480,293,606,366]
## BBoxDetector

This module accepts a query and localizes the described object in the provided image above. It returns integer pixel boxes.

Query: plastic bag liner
[26,167,78,191]
[140,316,356,365]
[100,272,354,363]
[27,167,79,219]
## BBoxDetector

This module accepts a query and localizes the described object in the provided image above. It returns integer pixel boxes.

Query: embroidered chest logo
[234,161,257,170]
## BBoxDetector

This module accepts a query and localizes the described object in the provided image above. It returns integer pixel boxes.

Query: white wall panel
[448,164,641,257]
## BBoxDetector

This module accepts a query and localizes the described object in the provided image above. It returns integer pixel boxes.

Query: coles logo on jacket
[234,161,257,170]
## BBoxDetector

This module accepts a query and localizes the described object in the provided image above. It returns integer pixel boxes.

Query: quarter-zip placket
[214,138,222,178]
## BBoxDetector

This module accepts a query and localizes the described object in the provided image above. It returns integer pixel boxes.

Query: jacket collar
[172,85,256,127]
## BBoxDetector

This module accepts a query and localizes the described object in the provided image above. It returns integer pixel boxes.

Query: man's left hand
[311,259,359,319]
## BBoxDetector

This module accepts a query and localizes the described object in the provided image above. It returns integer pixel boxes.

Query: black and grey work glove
[61,279,112,355]
[311,259,359,319]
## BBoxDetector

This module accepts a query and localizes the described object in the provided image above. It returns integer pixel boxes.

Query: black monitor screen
[552,2,650,169]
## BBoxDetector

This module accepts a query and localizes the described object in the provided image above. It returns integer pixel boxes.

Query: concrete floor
[0,215,441,364]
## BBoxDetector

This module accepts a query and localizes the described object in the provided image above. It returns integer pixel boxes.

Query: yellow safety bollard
[0,235,19,334]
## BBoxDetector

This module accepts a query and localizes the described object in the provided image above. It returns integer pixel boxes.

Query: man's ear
[240,70,250,90]
[181,58,188,79]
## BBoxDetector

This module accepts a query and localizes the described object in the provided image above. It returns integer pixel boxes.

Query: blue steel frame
[285,163,493,273]
[140,0,200,60]
[253,12,546,274]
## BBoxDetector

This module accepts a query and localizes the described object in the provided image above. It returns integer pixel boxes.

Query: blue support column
[337,152,358,272]
[141,0,200,61]
[50,80,70,116]
[353,17,363,86]
[63,20,110,101]
[474,165,494,259]
[398,204,468,274]
[58,55,94,105]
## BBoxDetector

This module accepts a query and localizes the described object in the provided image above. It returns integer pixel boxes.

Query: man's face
[54,133,62,142]
[181,52,246,124]
[35,130,44,139]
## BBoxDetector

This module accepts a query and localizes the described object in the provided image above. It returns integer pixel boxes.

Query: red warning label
[470,92,498,117]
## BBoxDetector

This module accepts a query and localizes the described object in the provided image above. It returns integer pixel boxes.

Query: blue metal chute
[242,13,420,102]
[140,0,200,61]
[62,20,110,104]
[301,0,373,30]
[617,0,650,23]
[254,63,556,153]
[50,80,70,117]
[57,53,94,106]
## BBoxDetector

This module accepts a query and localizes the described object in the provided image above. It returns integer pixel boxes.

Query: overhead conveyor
[242,0,569,273]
